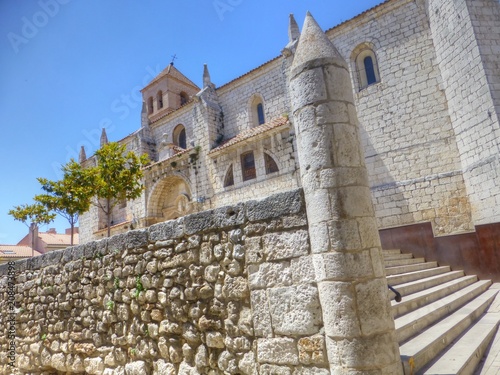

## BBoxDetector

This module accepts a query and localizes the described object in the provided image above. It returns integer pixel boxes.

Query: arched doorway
[147,176,193,224]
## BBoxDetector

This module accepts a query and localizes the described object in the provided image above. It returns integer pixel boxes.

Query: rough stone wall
[428,0,500,225]
[327,0,473,235]
[0,190,331,375]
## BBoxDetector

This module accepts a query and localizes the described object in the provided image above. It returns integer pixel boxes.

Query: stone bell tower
[289,12,402,374]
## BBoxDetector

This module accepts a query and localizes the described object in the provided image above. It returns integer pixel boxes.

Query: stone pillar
[289,13,402,374]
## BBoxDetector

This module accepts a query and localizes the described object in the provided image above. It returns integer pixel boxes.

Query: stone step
[400,289,497,374]
[423,312,500,375]
[390,270,465,300]
[392,275,479,318]
[387,265,451,286]
[386,261,439,276]
[395,280,492,343]
[385,257,427,268]
[473,285,500,375]
[384,253,414,261]
[382,249,402,255]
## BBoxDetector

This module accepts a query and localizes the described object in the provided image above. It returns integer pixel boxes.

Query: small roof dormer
[141,63,200,123]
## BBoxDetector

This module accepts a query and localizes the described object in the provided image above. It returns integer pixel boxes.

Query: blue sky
[0,0,383,245]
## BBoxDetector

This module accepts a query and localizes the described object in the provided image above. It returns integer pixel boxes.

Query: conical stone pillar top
[289,12,403,374]
[100,128,108,147]
[79,145,87,164]
[203,64,212,89]
[291,12,345,72]
[288,13,300,43]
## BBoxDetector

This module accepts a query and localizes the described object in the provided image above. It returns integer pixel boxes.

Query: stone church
[80,0,500,279]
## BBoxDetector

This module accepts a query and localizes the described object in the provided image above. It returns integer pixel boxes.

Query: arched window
[249,95,265,127]
[353,45,381,90]
[257,103,265,125]
[364,56,377,85]
[180,92,189,106]
[241,151,256,181]
[224,165,234,187]
[173,124,187,149]
[147,97,154,114]
[157,90,163,109]
[264,153,279,174]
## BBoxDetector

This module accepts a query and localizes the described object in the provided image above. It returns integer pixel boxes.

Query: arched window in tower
[157,90,163,109]
[241,151,256,181]
[148,97,154,114]
[353,45,381,90]
[224,165,234,187]
[173,124,187,149]
[180,92,189,106]
[250,95,265,127]
[264,153,279,174]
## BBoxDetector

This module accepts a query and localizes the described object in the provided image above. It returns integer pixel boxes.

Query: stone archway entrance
[147,175,193,224]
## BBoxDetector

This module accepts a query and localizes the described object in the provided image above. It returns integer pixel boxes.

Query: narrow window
[180,92,189,106]
[364,56,376,86]
[224,165,234,187]
[173,125,187,149]
[241,151,256,181]
[148,97,154,113]
[178,128,186,149]
[257,103,265,125]
[157,90,163,109]
[264,153,279,174]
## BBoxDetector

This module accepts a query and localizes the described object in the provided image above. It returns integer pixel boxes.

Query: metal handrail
[388,285,402,302]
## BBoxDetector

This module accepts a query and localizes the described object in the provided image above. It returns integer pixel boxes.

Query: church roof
[209,116,290,155]
[142,63,200,91]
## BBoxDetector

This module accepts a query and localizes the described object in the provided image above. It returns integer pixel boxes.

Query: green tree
[8,203,56,257]
[35,160,95,245]
[8,203,56,228]
[92,142,149,237]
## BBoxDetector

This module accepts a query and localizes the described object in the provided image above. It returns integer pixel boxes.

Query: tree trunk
[107,197,111,237]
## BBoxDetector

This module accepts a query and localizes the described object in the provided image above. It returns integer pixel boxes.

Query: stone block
[355,278,395,336]
[298,335,327,365]
[246,189,304,222]
[308,222,331,254]
[292,367,330,375]
[248,262,292,290]
[257,338,299,365]
[268,284,322,335]
[327,219,362,252]
[325,331,400,369]
[245,237,264,264]
[250,290,273,337]
[262,230,309,261]
[290,67,328,110]
[316,101,349,125]
[317,281,361,338]
[213,203,246,228]
[184,210,215,235]
[290,256,316,283]
[313,250,374,281]
[148,217,184,241]
[125,360,149,375]
[260,364,292,375]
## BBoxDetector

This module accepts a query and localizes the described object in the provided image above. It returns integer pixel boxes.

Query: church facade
[79,0,500,277]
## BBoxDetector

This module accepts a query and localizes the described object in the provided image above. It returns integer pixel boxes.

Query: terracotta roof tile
[0,245,41,258]
[209,116,290,155]
[39,232,78,246]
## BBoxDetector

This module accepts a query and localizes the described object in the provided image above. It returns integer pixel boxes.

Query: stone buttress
[289,12,402,374]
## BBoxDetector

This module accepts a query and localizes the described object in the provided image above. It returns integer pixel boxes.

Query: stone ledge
[0,189,305,274]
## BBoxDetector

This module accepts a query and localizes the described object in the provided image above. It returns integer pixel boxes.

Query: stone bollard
[289,12,403,374]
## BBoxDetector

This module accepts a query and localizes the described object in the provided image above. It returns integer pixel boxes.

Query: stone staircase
[383,249,500,375]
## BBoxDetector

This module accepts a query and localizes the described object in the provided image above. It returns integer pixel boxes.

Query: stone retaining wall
[0,189,329,375]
